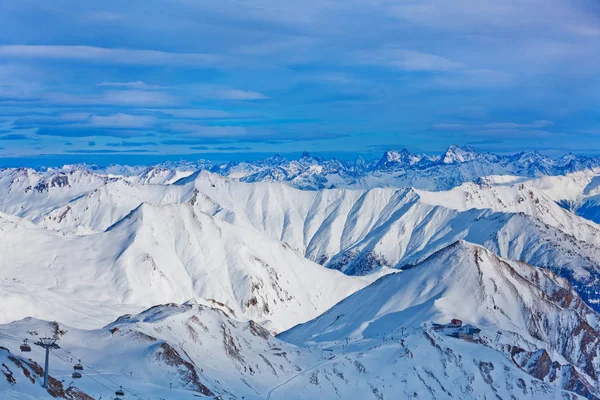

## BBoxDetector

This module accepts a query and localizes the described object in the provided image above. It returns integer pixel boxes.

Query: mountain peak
[376,148,420,170]
[442,145,478,164]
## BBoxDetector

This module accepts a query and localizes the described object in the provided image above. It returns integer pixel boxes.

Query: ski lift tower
[34,338,60,388]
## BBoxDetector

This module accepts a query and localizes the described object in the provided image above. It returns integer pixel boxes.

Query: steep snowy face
[281,241,600,398]
[0,201,378,332]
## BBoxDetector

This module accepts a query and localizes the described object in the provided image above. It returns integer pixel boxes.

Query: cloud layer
[0,0,599,162]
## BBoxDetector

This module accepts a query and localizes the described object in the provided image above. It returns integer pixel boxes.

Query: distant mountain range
[15,145,600,191]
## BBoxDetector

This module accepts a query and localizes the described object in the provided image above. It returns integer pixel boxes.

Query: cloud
[14,113,91,127]
[150,109,249,120]
[432,119,557,140]
[202,88,268,100]
[433,123,467,130]
[214,146,252,151]
[160,139,223,146]
[106,141,158,147]
[475,129,553,138]
[88,114,158,128]
[43,90,178,106]
[15,112,159,138]
[0,45,223,67]
[388,0,600,40]
[35,127,151,138]
[359,49,464,71]
[431,69,515,89]
[167,123,248,138]
[64,149,157,154]
[97,81,167,90]
[0,133,29,140]
[1,0,599,160]
[433,120,555,132]
[483,120,554,129]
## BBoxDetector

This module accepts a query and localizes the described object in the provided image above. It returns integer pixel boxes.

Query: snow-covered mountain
[3,147,600,398]
[0,300,327,400]
[4,145,600,193]
[281,242,600,399]
[3,165,600,312]
[1,244,595,399]
[0,203,380,333]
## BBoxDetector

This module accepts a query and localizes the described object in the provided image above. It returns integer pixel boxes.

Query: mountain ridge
[5,145,600,191]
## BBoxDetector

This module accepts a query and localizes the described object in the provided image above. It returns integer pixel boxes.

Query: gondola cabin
[20,339,31,352]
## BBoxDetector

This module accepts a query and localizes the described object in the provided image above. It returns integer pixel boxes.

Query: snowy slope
[0,291,589,400]
[272,326,586,400]
[526,170,600,225]
[0,168,114,221]
[4,146,600,197]
[2,148,600,399]
[184,174,600,308]
[0,301,325,400]
[281,241,600,399]
[37,179,193,234]
[5,168,600,312]
[220,146,600,191]
[22,170,600,309]
[416,179,600,245]
[0,203,379,332]
[129,165,197,185]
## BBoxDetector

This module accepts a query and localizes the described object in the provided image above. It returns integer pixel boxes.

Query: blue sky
[1,0,600,166]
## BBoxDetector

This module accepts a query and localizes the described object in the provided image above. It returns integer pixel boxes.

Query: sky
[1,0,600,166]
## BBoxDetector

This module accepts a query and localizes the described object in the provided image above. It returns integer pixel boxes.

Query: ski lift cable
[2,332,156,400]
[50,351,116,395]
[0,332,148,400]
[56,347,151,400]
[52,351,150,400]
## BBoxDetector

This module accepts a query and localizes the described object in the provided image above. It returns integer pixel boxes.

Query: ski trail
[265,354,341,400]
